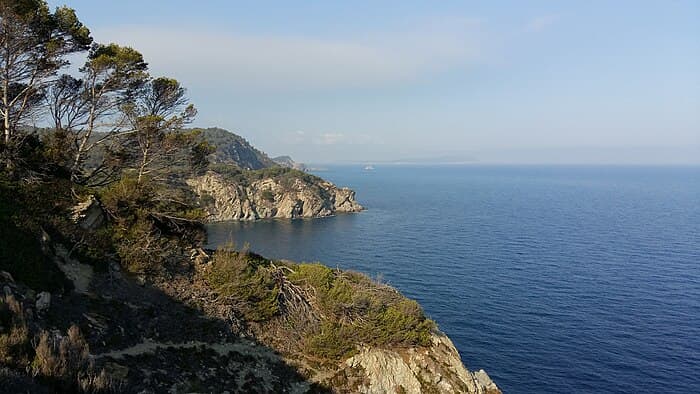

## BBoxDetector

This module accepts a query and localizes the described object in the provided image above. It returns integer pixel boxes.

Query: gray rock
[71,195,106,230]
[187,171,364,222]
[36,291,51,313]
[337,332,501,394]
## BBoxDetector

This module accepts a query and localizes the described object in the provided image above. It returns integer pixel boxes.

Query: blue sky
[50,1,699,163]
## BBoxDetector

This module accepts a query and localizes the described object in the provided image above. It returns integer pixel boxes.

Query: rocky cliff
[193,128,363,221]
[188,170,363,222]
[335,333,499,393]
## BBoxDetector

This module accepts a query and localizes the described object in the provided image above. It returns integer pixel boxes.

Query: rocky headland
[191,128,363,222]
[188,170,363,222]
[0,126,498,393]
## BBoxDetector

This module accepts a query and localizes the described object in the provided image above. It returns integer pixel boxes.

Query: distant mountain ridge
[272,155,307,171]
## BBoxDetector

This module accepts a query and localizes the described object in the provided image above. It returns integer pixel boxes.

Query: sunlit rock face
[187,171,363,222]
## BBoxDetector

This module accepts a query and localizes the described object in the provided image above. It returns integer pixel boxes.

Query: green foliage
[288,264,436,359]
[205,250,280,322]
[100,175,206,274]
[260,189,275,202]
[245,167,322,185]
[208,164,325,196]
[304,322,356,360]
[85,43,148,83]
[199,128,276,170]
[208,163,248,185]
[205,250,436,362]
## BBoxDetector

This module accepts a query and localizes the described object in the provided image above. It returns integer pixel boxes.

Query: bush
[288,264,435,359]
[304,322,356,360]
[260,189,275,202]
[205,252,436,361]
[205,250,280,322]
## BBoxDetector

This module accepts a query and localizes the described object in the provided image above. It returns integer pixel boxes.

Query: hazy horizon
[49,1,699,164]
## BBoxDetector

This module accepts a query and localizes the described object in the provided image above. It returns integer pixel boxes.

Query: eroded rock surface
[332,332,501,394]
[188,171,363,222]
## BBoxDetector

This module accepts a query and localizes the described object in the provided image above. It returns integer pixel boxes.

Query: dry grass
[32,325,117,393]
[0,295,29,366]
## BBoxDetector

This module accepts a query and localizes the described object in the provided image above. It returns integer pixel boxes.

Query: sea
[206,165,700,393]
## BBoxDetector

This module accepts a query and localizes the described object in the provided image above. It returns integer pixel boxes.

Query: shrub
[288,263,436,359]
[206,250,280,322]
[204,252,436,362]
[0,179,71,291]
[304,321,356,360]
[260,189,275,202]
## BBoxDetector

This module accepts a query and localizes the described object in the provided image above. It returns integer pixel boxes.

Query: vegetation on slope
[200,127,277,170]
[0,1,437,391]
[205,249,436,362]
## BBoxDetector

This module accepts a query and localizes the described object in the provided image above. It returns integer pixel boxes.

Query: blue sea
[207,165,700,393]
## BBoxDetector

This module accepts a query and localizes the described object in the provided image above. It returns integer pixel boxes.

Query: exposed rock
[335,332,501,394]
[71,195,106,230]
[188,171,363,222]
[36,291,51,313]
[53,244,94,294]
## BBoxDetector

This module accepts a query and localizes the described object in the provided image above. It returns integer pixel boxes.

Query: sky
[49,1,699,164]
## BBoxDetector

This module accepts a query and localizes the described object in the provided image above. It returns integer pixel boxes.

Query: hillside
[0,174,499,393]
[273,155,308,171]
[0,3,498,390]
[200,128,277,170]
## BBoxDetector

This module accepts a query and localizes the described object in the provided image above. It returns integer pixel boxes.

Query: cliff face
[334,333,499,393]
[187,171,363,222]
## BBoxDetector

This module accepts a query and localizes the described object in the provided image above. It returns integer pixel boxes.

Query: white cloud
[280,130,381,146]
[92,19,482,92]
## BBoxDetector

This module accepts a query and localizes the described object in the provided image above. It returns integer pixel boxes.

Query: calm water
[207,165,700,393]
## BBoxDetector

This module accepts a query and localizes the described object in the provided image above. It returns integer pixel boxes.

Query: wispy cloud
[93,19,483,92]
[280,130,381,146]
[315,133,346,145]
[525,15,560,33]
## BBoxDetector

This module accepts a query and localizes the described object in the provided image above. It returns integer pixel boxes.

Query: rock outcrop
[332,332,500,393]
[188,171,363,222]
